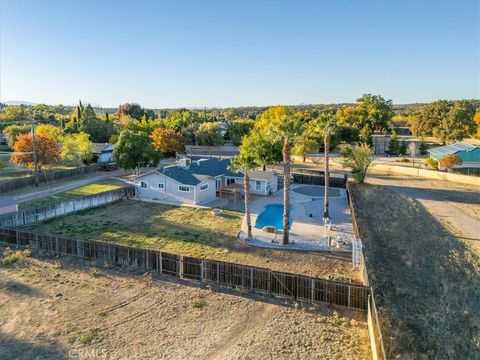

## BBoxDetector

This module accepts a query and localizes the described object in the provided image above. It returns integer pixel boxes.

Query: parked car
[385,150,399,157]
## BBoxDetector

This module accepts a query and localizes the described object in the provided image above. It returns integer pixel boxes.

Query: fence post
[15,229,19,249]
[200,260,205,282]
[159,252,163,273]
[311,277,315,303]
[348,285,351,308]
[250,268,254,291]
[179,255,184,278]
[216,262,220,286]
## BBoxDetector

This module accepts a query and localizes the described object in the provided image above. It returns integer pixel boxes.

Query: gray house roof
[156,166,208,186]
[188,158,242,178]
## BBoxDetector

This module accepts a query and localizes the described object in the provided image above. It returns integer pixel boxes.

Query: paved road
[367,171,480,255]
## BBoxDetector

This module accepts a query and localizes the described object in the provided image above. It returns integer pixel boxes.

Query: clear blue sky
[1,0,478,108]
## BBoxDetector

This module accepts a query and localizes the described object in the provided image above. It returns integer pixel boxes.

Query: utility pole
[31,121,39,187]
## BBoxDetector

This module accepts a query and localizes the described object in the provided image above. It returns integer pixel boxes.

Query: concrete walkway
[243,184,354,252]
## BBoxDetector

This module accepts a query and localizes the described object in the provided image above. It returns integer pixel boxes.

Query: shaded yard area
[19,179,130,209]
[24,200,359,282]
[350,184,480,359]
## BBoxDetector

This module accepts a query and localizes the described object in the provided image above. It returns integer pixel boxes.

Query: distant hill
[4,100,38,106]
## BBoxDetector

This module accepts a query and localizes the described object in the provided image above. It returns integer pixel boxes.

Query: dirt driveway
[367,170,480,255]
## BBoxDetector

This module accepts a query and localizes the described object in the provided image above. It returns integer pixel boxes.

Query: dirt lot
[350,184,480,359]
[25,200,359,282]
[0,253,370,360]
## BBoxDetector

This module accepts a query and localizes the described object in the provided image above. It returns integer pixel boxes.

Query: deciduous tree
[150,128,185,156]
[114,129,161,171]
[11,133,60,169]
[439,154,462,171]
[196,122,224,146]
[61,132,92,165]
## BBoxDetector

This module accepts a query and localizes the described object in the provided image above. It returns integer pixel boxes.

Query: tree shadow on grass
[350,183,480,359]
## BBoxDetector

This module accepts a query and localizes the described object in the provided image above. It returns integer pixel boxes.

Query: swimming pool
[255,204,293,230]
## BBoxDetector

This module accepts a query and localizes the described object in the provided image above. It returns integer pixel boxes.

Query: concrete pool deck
[241,184,354,252]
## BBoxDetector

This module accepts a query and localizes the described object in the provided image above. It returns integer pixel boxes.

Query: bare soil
[0,254,370,360]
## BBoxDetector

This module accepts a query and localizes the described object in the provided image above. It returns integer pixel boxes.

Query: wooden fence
[292,172,347,188]
[0,187,134,227]
[0,226,369,311]
[346,182,387,360]
[0,165,101,193]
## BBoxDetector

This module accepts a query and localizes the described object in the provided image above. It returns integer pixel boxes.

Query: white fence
[0,187,134,227]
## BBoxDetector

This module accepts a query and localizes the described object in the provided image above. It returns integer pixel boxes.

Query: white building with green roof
[428,143,480,170]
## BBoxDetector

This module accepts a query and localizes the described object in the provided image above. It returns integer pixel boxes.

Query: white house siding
[98,152,113,163]
[134,172,216,205]
[193,178,217,204]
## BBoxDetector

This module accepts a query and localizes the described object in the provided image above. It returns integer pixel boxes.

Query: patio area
[241,184,354,252]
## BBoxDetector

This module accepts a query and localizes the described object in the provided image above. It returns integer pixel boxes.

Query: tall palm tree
[263,107,304,245]
[309,113,337,220]
[229,145,259,241]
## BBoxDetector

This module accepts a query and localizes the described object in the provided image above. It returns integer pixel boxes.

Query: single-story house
[133,157,278,205]
[91,143,114,164]
[0,197,18,215]
[428,143,480,169]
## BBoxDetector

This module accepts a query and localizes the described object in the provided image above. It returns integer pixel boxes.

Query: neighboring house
[91,143,114,164]
[133,157,278,205]
[0,132,7,146]
[428,143,480,169]
[0,197,18,215]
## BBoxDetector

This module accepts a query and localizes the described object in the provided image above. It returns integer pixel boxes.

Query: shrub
[424,157,439,170]
[341,144,373,183]
[191,298,207,309]
[2,247,31,265]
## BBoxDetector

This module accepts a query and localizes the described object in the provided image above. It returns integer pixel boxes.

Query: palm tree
[229,146,259,241]
[264,107,303,245]
[309,113,337,220]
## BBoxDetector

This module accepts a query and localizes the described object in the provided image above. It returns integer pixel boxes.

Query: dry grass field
[350,184,480,359]
[0,251,370,360]
[25,200,359,282]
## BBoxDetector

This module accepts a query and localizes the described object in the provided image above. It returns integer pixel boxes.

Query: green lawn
[25,200,360,280]
[19,180,129,209]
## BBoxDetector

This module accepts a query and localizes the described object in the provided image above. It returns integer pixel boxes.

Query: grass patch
[350,184,480,359]
[191,298,207,309]
[25,200,360,280]
[1,247,31,265]
[80,328,105,345]
[19,179,129,209]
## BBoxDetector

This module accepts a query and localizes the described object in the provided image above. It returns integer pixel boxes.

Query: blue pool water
[255,204,293,230]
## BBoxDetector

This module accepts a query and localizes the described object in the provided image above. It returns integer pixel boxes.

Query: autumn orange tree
[438,154,462,171]
[11,133,60,169]
[150,128,185,156]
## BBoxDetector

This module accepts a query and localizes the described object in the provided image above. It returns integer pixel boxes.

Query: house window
[140,181,147,188]
[158,183,164,189]
[227,178,236,185]
[178,185,190,192]
[200,183,209,191]
[255,180,262,191]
